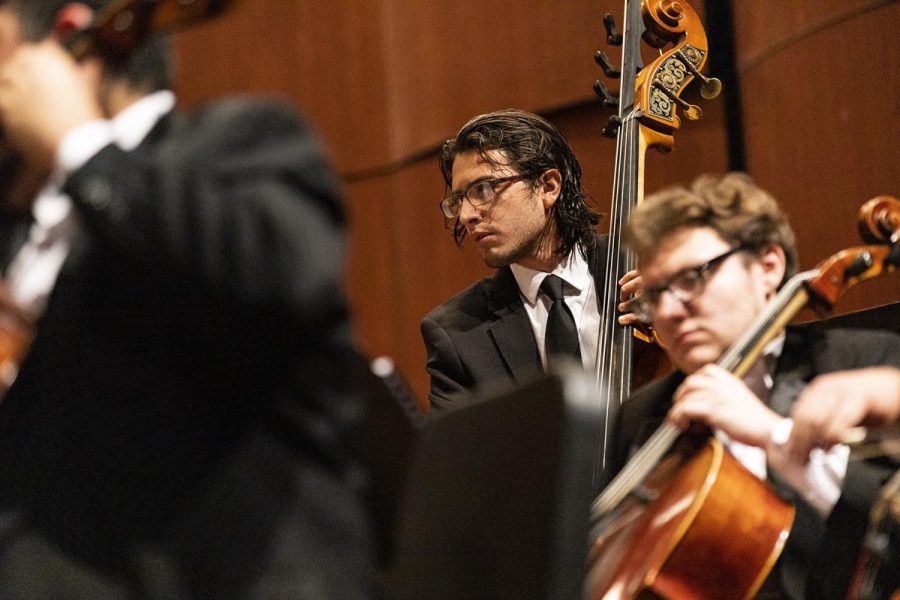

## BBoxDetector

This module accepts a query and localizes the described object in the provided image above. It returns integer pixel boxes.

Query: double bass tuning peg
[593,80,619,109]
[653,82,702,121]
[675,49,723,99]
[601,115,622,139]
[594,51,620,79]
[603,14,622,46]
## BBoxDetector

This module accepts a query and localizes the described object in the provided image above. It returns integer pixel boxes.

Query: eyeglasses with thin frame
[631,246,748,322]
[439,175,527,219]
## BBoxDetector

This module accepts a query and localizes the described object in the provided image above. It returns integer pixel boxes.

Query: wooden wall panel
[176,1,629,174]
[734,1,900,316]
[175,1,392,174]
[343,177,398,356]
[172,1,730,408]
[344,158,493,404]
[376,0,618,163]
[171,2,897,407]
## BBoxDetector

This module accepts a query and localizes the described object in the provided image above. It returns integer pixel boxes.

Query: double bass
[585,196,900,598]
[591,0,721,485]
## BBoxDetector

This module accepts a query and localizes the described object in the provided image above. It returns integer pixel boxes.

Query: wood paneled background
[174,1,899,410]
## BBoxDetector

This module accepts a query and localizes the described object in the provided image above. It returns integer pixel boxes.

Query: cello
[591,0,721,483]
[585,196,900,599]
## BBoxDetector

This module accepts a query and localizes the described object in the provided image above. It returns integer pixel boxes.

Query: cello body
[586,437,794,600]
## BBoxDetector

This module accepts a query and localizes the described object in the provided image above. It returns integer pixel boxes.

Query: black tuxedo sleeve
[63,100,346,338]
[49,100,371,596]
[803,329,900,600]
[421,314,472,413]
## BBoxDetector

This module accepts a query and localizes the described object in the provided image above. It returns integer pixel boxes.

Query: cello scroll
[65,0,237,60]
[859,195,900,245]
[807,195,900,310]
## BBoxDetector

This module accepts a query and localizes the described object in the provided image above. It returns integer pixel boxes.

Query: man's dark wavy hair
[439,109,600,260]
[1,0,172,92]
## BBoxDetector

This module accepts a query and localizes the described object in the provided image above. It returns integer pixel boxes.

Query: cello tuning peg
[601,115,622,139]
[593,80,619,109]
[594,51,620,79]
[844,250,875,278]
[675,49,723,99]
[603,13,623,46]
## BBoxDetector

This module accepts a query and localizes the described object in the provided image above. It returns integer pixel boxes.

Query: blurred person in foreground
[0,1,373,597]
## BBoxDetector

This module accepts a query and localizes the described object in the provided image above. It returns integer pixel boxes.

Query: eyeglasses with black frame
[631,245,748,322]
[439,175,528,219]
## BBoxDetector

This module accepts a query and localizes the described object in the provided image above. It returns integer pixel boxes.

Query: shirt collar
[510,249,591,305]
[741,333,787,399]
[112,90,175,151]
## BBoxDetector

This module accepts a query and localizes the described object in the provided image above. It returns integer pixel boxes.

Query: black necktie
[540,274,581,368]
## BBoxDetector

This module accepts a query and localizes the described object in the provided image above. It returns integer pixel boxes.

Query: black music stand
[383,366,602,600]
[798,301,900,334]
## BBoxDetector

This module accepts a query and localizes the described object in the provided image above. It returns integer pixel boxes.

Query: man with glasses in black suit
[612,172,900,600]
[421,109,643,413]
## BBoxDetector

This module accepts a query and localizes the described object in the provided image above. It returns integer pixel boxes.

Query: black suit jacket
[421,235,610,412]
[612,325,900,600]
[0,99,373,598]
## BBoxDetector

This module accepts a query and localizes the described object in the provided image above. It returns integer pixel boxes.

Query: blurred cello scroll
[63,0,238,59]
[590,0,722,481]
[0,284,34,398]
[585,195,900,600]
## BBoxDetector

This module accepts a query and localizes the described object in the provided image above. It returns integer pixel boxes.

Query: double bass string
[594,108,641,477]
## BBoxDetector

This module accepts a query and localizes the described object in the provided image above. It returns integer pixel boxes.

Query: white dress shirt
[510,250,600,371]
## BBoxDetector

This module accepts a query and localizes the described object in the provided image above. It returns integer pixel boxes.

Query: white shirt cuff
[768,417,849,518]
